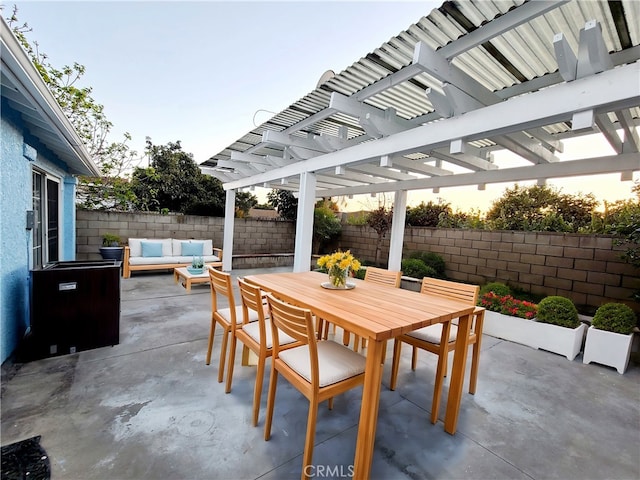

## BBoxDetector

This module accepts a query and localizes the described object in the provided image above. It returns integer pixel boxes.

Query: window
[32,170,60,268]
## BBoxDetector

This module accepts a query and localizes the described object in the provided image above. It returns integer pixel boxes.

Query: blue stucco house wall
[1,19,99,363]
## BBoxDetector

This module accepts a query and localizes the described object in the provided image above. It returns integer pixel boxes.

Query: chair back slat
[267,294,315,347]
[238,278,262,320]
[209,267,236,323]
[420,277,479,306]
[364,267,402,288]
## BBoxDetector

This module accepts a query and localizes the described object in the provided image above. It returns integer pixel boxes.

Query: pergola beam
[318,153,640,197]
[224,62,639,191]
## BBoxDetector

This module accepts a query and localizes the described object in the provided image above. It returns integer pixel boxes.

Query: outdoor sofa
[123,238,222,278]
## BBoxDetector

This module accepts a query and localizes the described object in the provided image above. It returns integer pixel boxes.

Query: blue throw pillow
[141,241,163,257]
[181,242,204,257]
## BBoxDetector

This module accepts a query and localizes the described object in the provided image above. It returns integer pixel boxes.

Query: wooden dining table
[244,270,477,480]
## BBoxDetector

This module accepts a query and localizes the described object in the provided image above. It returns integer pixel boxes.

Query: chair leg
[430,322,451,425]
[218,327,229,383]
[241,345,251,366]
[225,333,237,393]
[411,346,418,370]
[264,366,278,441]
[206,317,217,365]
[442,346,449,377]
[252,353,266,426]
[316,317,325,340]
[302,402,319,480]
[321,319,329,340]
[389,339,402,391]
[469,315,484,394]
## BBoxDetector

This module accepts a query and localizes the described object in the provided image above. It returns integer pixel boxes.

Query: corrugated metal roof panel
[203,0,639,196]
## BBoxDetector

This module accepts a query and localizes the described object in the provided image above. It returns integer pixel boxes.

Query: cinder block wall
[76,210,295,261]
[342,224,639,310]
[77,210,638,309]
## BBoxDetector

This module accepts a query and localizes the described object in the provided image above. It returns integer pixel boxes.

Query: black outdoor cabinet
[29,259,121,360]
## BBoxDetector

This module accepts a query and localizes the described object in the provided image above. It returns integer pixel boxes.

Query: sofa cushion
[172,239,213,256]
[181,241,204,257]
[128,255,221,266]
[141,241,163,257]
[128,238,146,257]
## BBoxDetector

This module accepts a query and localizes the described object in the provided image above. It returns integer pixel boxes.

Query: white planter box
[483,310,537,346]
[527,321,587,361]
[483,310,587,361]
[583,325,634,374]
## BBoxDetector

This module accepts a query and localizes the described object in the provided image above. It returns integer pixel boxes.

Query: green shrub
[408,251,445,277]
[479,282,511,297]
[401,258,437,279]
[353,267,367,280]
[536,296,580,328]
[591,303,637,334]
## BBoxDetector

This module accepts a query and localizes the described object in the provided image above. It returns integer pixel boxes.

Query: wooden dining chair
[389,277,485,424]
[264,294,366,480]
[226,279,299,426]
[345,267,402,353]
[206,267,259,384]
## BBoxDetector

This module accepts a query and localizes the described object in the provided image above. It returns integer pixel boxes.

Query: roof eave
[0,17,100,176]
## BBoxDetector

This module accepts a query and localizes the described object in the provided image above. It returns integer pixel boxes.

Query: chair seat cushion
[407,323,458,344]
[242,320,297,349]
[279,340,366,387]
[217,305,258,324]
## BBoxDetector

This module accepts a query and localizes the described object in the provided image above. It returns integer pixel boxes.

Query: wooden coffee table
[174,265,219,293]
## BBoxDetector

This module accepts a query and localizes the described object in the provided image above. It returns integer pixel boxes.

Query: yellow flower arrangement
[317,250,361,287]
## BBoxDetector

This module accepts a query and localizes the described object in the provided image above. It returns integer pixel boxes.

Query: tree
[235,191,258,218]
[485,184,598,232]
[6,7,139,209]
[406,200,452,227]
[366,206,393,266]
[267,189,298,220]
[313,201,342,254]
[130,140,225,215]
[605,182,640,301]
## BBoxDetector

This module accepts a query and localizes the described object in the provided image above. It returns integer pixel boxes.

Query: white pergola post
[222,189,235,271]
[388,190,407,271]
[293,171,317,272]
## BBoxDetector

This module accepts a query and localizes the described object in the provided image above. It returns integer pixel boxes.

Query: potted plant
[583,303,637,374]
[187,256,205,275]
[532,296,587,361]
[480,289,538,346]
[99,233,124,261]
[482,291,587,361]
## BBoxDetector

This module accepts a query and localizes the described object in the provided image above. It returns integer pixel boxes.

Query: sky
[6,0,638,213]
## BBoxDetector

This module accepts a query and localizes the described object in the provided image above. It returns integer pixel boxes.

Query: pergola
[201,0,640,272]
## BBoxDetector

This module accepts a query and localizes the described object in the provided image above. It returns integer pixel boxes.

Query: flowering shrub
[480,292,537,319]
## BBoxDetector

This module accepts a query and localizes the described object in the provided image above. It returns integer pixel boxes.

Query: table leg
[444,313,471,434]
[353,338,384,479]
[185,278,192,293]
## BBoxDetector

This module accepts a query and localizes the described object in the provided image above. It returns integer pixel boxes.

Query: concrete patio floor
[2,267,639,480]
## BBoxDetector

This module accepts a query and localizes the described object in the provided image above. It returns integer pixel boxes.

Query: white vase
[328,268,349,288]
[583,325,634,374]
